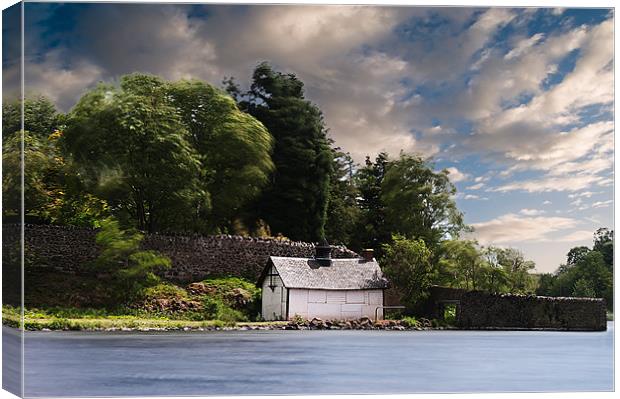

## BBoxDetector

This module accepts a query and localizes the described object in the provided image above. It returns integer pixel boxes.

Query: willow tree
[63,74,273,233]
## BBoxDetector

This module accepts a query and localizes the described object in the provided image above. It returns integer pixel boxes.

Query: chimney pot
[361,249,374,262]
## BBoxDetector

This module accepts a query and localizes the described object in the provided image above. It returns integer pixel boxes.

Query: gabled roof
[259,256,389,290]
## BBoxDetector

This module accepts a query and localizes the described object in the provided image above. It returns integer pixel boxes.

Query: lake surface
[5,323,615,396]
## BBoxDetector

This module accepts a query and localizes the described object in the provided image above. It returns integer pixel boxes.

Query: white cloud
[555,230,593,242]
[492,173,608,193]
[466,182,484,190]
[519,208,545,216]
[471,213,579,244]
[445,167,469,183]
[592,200,613,209]
[543,200,552,205]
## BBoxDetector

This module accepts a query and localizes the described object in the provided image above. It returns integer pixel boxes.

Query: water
[5,323,614,396]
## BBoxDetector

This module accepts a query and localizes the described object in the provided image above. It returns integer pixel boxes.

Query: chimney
[361,249,374,262]
[315,238,332,266]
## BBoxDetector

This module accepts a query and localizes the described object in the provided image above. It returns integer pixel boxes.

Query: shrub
[401,316,420,328]
[93,218,171,304]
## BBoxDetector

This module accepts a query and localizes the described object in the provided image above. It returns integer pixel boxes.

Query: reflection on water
[10,322,614,396]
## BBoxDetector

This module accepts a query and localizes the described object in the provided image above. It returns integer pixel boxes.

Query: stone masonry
[3,224,358,282]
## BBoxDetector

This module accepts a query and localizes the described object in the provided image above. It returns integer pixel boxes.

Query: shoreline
[2,316,444,332]
[3,319,609,333]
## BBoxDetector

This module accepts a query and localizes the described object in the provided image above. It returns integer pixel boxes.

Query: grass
[2,305,287,331]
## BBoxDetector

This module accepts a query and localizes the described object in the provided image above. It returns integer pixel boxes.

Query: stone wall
[3,224,359,282]
[425,286,607,331]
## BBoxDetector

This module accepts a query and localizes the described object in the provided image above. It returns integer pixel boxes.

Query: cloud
[591,200,613,209]
[543,200,552,205]
[519,209,545,216]
[555,230,594,242]
[471,213,579,244]
[445,167,469,182]
[466,182,484,190]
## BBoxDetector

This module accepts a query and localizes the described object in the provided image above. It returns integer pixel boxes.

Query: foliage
[593,228,613,271]
[63,76,208,232]
[93,218,171,303]
[166,79,274,232]
[2,96,61,140]
[2,130,63,217]
[200,277,261,320]
[381,235,434,312]
[382,153,465,254]
[239,62,333,242]
[400,316,420,328]
[536,228,613,310]
[351,152,390,254]
[437,241,535,294]
[324,147,361,246]
[438,240,486,291]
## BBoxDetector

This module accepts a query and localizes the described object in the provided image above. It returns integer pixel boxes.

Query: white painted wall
[288,289,384,320]
[261,265,287,321]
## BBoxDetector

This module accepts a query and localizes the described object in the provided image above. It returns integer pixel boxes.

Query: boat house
[257,241,389,321]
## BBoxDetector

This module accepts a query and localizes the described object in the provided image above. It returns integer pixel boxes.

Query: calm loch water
[5,323,614,396]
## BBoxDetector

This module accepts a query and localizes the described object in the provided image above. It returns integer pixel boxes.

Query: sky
[2,3,614,273]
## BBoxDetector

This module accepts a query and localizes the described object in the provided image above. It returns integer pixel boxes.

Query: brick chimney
[361,249,374,262]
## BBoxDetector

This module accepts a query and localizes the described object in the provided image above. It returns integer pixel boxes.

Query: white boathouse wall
[288,289,384,320]
[261,264,287,321]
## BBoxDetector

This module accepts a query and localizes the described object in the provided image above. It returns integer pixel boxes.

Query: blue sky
[3,4,614,273]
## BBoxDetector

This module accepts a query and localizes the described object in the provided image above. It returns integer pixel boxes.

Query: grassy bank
[2,305,287,331]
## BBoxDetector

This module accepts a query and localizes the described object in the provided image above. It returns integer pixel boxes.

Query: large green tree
[63,74,273,233]
[63,75,207,232]
[166,79,274,232]
[239,62,332,242]
[352,152,390,253]
[381,234,435,312]
[324,147,360,246]
[381,153,465,253]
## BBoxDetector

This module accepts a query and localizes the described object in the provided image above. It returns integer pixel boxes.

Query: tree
[381,235,434,312]
[537,228,613,310]
[351,152,390,253]
[593,228,613,271]
[166,79,274,232]
[2,96,110,227]
[324,147,360,246]
[2,130,57,218]
[2,96,60,140]
[495,247,537,294]
[93,218,170,304]
[438,240,485,290]
[240,62,333,242]
[566,246,590,266]
[381,153,465,254]
[63,76,208,232]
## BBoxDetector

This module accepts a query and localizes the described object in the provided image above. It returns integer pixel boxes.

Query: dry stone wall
[3,224,358,282]
[425,286,607,331]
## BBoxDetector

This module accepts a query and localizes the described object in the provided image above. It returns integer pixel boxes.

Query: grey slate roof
[267,256,389,290]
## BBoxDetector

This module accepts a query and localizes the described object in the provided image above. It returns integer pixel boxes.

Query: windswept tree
[63,75,207,232]
[381,153,465,254]
[167,79,274,232]
[238,62,332,242]
[63,74,273,233]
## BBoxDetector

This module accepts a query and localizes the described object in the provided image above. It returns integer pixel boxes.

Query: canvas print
[1,1,614,397]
